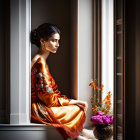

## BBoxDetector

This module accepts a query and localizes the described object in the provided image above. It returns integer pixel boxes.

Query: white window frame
[10,0,31,124]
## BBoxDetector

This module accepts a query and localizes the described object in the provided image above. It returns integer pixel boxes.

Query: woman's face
[41,33,60,53]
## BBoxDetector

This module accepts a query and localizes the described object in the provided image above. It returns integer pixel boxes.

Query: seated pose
[31,23,88,140]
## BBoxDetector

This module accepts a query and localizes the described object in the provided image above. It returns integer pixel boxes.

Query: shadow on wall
[31,0,72,98]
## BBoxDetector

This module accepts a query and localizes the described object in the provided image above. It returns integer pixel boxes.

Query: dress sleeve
[51,75,71,106]
[34,58,71,107]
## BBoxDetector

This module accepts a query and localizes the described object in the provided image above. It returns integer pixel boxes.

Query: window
[0,0,94,127]
[0,0,114,132]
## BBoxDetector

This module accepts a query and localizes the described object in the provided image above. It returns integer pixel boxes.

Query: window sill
[0,123,54,131]
[0,123,46,126]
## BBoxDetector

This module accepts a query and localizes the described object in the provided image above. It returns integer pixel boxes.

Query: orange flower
[109,102,111,105]
[99,88,101,91]
[102,108,105,112]
[106,95,111,99]
[106,105,111,108]
[89,79,112,115]
[92,106,97,111]
[94,110,98,114]
[95,86,98,90]
[105,100,111,105]
[107,100,111,103]
[105,110,109,114]
[105,101,108,105]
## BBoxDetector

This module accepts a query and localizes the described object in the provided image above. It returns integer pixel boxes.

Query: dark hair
[31,23,60,48]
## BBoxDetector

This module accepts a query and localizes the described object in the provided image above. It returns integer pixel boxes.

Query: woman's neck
[38,49,50,60]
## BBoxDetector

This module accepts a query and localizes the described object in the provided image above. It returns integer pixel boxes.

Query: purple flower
[91,114,114,125]
[102,116,110,124]
[110,117,114,124]
[106,115,112,118]
[97,111,104,116]
[91,115,103,124]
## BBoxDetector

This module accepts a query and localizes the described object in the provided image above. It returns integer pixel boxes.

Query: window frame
[0,0,107,127]
[9,0,31,124]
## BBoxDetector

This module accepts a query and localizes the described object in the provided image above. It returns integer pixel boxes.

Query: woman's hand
[69,99,88,112]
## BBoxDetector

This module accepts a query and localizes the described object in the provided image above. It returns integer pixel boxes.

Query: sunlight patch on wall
[102,0,114,106]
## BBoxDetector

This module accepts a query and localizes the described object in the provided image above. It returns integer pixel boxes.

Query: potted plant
[89,80,113,140]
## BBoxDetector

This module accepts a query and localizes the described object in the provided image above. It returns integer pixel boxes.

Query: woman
[31,23,88,140]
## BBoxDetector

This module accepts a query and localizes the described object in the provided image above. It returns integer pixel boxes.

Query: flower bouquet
[89,79,113,140]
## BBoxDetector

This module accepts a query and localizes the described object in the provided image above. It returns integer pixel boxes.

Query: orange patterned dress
[31,57,86,139]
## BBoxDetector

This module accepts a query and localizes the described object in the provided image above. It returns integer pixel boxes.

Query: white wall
[102,0,114,105]
[78,0,93,127]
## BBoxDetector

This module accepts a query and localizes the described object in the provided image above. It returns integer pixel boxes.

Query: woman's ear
[40,38,45,46]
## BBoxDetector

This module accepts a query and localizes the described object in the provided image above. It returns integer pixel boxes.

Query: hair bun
[34,29,37,36]
[31,29,40,48]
